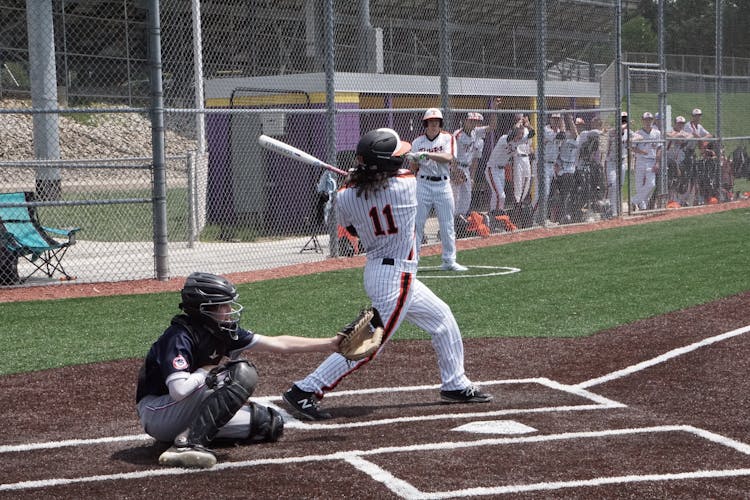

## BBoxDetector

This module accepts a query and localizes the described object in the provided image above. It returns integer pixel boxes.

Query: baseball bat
[258,134,348,176]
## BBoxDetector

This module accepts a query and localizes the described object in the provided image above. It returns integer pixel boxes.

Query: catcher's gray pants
[137,378,256,443]
[294,259,472,397]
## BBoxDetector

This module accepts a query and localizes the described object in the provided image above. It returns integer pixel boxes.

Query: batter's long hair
[347,165,393,199]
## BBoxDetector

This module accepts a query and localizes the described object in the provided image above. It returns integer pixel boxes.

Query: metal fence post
[148,0,169,280]
[535,0,547,225]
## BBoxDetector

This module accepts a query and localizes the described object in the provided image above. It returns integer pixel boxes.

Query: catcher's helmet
[355,128,411,172]
[180,272,244,340]
[422,108,443,127]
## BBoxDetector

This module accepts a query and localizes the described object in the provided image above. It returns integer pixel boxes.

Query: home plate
[452,420,537,435]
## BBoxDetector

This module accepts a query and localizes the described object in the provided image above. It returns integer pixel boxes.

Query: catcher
[136,272,372,469]
[282,128,492,421]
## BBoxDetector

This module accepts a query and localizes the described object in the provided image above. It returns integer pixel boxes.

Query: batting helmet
[422,108,443,127]
[467,112,484,122]
[355,128,411,172]
[180,272,244,340]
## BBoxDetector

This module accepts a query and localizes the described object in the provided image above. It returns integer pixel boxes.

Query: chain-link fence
[0,0,747,287]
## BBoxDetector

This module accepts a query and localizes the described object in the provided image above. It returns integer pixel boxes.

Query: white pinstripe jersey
[453,127,488,165]
[336,170,418,261]
[486,134,511,168]
[411,131,456,177]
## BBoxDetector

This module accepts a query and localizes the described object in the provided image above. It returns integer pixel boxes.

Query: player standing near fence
[281,128,492,420]
[485,131,512,214]
[605,112,630,216]
[410,108,468,271]
[630,112,662,211]
[451,98,502,217]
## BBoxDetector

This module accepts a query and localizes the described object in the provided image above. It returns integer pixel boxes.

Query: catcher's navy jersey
[136,315,255,402]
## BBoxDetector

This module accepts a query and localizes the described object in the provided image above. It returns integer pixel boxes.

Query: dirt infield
[2,200,750,498]
[2,290,750,498]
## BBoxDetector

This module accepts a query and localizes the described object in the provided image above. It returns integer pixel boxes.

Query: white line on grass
[576,324,750,389]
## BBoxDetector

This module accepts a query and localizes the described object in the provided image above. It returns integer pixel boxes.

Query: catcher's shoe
[159,442,217,469]
[440,385,493,404]
[282,384,332,420]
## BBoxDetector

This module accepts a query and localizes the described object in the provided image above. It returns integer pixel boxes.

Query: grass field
[629,92,750,137]
[1,207,748,376]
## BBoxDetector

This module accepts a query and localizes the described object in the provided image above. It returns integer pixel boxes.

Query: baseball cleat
[159,443,217,469]
[440,385,493,404]
[441,262,468,272]
[282,384,332,420]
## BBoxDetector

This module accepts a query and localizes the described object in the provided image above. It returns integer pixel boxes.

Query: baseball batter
[410,108,467,272]
[631,111,662,210]
[136,272,341,468]
[281,128,492,421]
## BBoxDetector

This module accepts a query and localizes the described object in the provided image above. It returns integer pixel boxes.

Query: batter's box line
[575,324,750,389]
[5,425,750,495]
[256,377,626,430]
[0,378,622,453]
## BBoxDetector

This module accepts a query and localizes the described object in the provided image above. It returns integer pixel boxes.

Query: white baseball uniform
[605,126,629,216]
[485,134,511,211]
[683,120,711,158]
[453,126,489,215]
[631,126,662,210]
[542,125,564,208]
[510,127,533,203]
[292,169,473,395]
[411,131,459,266]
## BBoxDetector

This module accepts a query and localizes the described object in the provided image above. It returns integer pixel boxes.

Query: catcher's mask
[179,272,244,340]
[355,128,411,173]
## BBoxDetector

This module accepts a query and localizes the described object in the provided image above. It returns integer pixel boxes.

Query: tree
[622,15,657,53]
[636,0,750,59]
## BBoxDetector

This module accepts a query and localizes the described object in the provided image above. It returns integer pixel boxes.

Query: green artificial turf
[0,208,747,375]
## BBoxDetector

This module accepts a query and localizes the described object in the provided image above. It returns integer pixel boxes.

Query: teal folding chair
[0,192,81,284]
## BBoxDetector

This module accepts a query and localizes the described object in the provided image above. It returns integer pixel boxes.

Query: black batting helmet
[355,128,412,172]
[180,272,243,340]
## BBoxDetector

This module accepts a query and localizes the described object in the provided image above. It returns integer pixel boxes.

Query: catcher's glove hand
[337,307,385,361]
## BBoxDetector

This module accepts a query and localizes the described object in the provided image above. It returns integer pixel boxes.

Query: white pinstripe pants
[294,260,472,396]
[415,178,457,265]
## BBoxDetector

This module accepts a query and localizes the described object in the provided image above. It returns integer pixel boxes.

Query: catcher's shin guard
[185,360,258,447]
[248,403,284,442]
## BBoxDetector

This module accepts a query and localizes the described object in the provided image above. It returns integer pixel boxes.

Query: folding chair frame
[0,192,81,284]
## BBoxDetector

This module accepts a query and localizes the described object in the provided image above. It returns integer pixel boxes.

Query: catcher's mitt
[337,307,385,361]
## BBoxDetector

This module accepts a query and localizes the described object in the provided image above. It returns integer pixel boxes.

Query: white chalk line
[417,265,521,279]
[0,378,620,453]
[4,425,750,495]
[4,326,750,494]
[576,324,750,389]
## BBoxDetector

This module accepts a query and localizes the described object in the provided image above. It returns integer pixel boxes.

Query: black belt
[420,175,448,181]
[382,258,394,266]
